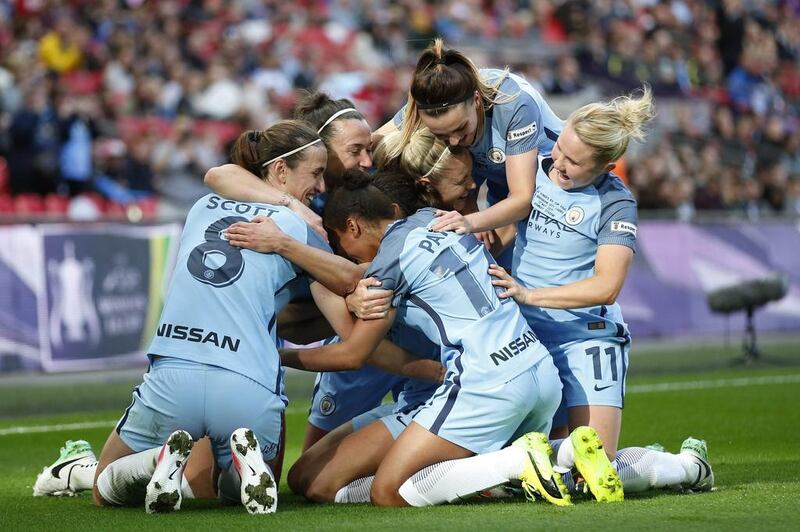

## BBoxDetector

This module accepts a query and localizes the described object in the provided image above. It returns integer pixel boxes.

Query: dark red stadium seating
[136,197,158,218]
[13,194,45,214]
[44,194,70,215]
[0,194,14,214]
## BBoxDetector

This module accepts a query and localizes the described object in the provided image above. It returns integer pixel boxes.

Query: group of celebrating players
[32,39,714,514]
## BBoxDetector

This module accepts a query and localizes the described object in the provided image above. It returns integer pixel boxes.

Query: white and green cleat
[231,428,278,514]
[512,432,572,506]
[33,440,96,497]
[679,437,715,492]
[145,430,194,513]
[571,426,624,502]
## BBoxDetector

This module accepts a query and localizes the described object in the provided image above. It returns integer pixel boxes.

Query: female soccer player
[205,93,406,452]
[375,38,563,264]
[87,121,437,514]
[489,88,714,499]
[229,138,480,503]
[271,171,581,508]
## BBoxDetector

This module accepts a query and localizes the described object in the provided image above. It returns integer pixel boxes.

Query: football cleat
[512,432,572,506]
[33,440,96,496]
[645,442,666,452]
[571,426,624,502]
[477,482,524,499]
[230,428,278,514]
[145,430,194,513]
[679,437,715,492]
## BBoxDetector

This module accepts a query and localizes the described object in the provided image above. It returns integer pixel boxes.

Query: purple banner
[0,223,181,373]
[618,221,800,338]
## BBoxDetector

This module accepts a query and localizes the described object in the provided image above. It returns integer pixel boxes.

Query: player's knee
[93,468,113,506]
[286,462,306,496]
[92,486,107,507]
[304,477,337,503]
[370,478,403,507]
[605,445,618,461]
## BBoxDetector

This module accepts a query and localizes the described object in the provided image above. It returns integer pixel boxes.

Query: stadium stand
[0,0,797,220]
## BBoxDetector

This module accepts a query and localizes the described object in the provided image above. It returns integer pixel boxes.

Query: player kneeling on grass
[271,171,589,508]
[83,122,348,514]
[486,86,714,497]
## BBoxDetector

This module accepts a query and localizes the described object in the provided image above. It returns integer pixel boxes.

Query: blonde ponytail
[568,86,656,165]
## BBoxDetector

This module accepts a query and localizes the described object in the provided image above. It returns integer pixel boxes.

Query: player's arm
[297,281,443,380]
[489,244,634,308]
[284,291,443,381]
[489,223,517,259]
[280,312,389,372]
[367,333,445,383]
[226,216,362,297]
[432,150,536,234]
[276,301,335,344]
[204,164,325,236]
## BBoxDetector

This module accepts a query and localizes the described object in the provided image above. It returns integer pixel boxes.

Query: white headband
[421,148,451,178]
[317,108,358,134]
[262,138,323,167]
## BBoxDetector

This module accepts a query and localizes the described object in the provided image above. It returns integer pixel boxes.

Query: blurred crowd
[0,0,797,219]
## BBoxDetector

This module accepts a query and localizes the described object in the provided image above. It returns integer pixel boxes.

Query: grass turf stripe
[2,373,799,437]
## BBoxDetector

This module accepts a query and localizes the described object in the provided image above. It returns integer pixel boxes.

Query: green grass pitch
[1,341,798,531]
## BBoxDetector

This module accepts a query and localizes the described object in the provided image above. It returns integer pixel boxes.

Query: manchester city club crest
[319,394,336,416]
[565,206,585,226]
[488,147,506,164]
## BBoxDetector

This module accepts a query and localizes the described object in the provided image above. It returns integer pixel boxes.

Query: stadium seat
[105,201,127,218]
[136,197,159,218]
[44,194,70,215]
[0,193,14,214]
[61,70,103,95]
[13,194,45,215]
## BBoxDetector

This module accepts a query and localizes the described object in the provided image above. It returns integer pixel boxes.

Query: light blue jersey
[365,208,548,389]
[386,323,441,409]
[147,194,330,396]
[393,68,563,205]
[513,155,638,344]
[309,305,449,432]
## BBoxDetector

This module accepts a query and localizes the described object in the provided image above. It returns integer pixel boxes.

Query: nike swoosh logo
[594,384,614,391]
[168,467,181,480]
[51,457,84,480]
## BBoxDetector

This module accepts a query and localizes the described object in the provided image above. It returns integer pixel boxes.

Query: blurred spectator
[0,0,796,220]
[150,117,224,207]
[94,136,155,205]
[38,13,83,74]
[7,86,59,196]
[58,95,98,196]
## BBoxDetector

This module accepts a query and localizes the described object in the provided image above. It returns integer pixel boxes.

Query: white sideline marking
[627,373,800,393]
[0,420,116,436]
[0,406,309,437]
[1,375,798,437]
